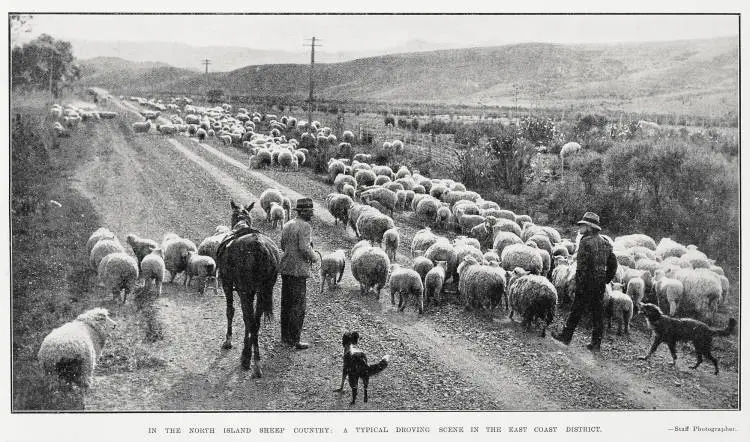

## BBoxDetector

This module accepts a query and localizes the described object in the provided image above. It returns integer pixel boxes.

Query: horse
[216,199,281,376]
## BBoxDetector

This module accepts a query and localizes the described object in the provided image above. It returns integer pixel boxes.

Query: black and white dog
[335,331,389,404]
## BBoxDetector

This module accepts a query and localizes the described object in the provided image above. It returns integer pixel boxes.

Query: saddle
[216,226,262,259]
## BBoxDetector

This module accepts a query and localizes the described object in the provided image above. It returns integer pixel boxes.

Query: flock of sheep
[36,93,732,392]
[48,101,117,138]
[320,155,731,339]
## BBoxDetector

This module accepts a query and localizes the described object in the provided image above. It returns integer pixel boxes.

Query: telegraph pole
[304,37,321,132]
[201,58,212,95]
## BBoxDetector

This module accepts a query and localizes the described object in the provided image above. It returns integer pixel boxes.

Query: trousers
[559,285,605,345]
[280,275,307,345]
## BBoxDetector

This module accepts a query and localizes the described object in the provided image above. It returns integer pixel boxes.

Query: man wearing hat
[279,197,318,350]
[553,211,618,351]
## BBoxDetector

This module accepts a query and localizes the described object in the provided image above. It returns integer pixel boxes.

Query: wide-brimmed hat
[295,197,314,211]
[576,211,601,231]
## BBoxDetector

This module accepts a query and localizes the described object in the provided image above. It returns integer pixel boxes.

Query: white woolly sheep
[435,205,452,228]
[526,241,551,277]
[506,269,557,336]
[424,261,447,304]
[356,210,395,246]
[669,268,722,319]
[653,269,685,316]
[126,234,157,268]
[141,248,166,296]
[355,169,377,187]
[351,241,391,297]
[37,307,117,389]
[454,235,481,251]
[326,193,353,226]
[407,253,432,281]
[491,218,523,240]
[162,236,198,283]
[320,249,346,294]
[388,264,424,313]
[493,231,524,258]
[424,239,459,283]
[483,251,500,264]
[655,237,688,259]
[551,257,576,305]
[606,283,633,335]
[395,177,415,191]
[278,150,296,171]
[184,251,218,295]
[86,228,117,255]
[501,243,543,275]
[359,187,398,216]
[97,252,139,303]
[347,203,376,237]
[458,256,507,316]
[374,175,392,186]
[383,228,400,262]
[456,210,485,235]
[626,277,646,314]
[342,184,356,199]
[197,230,229,261]
[89,238,126,271]
[628,246,658,262]
[269,202,286,230]
[411,228,440,256]
[416,197,442,226]
[681,249,711,269]
[614,234,657,251]
[259,188,284,222]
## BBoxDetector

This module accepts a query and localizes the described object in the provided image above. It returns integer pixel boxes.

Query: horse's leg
[222,282,235,349]
[251,291,263,378]
[238,291,253,370]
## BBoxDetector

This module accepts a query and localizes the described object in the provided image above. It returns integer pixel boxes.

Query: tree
[486,130,537,195]
[11,33,79,97]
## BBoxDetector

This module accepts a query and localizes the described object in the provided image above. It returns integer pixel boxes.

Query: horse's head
[230,199,255,229]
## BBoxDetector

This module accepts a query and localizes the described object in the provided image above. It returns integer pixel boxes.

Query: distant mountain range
[76,36,738,117]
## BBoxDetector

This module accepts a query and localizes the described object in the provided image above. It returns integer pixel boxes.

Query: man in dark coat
[279,197,318,350]
[553,212,618,351]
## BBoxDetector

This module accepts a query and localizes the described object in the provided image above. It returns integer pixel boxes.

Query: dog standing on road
[639,303,736,375]
[335,331,390,404]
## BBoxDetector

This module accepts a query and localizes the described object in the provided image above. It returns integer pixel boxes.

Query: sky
[15,14,739,53]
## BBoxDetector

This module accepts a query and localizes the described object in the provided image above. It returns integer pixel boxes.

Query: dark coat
[575,232,618,295]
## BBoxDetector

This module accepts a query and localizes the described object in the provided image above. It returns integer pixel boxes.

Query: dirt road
[66,95,739,410]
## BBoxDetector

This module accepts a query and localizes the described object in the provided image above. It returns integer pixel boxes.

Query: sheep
[374,175,392,186]
[628,246,658,262]
[356,209,395,246]
[197,231,229,261]
[501,243,543,275]
[456,210,485,235]
[626,277,646,314]
[515,214,533,227]
[681,249,711,269]
[389,264,424,313]
[373,165,395,180]
[452,200,480,217]
[614,234,657,251]
[86,228,117,255]
[454,235,481,251]
[37,307,117,389]
[141,248,166,297]
[429,183,448,200]
[347,203,376,237]
[97,252,139,303]
[355,169,377,187]
[351,241,390,297]
[359,187,398,216]
[89,238,126,271]
[384,182,404,194]
[394,189,408,212]
[551,257,576,305]
[458,256,507,316]
[491,218,523,239]
[483,251,500,264]
[605,283,633,335]
[410,228,439,257]
[453,242,484,281]
[506,268,557,337]
[132,121,151,133]
[410,193,432,212]
[416,197,441,226]
[615,251,636,268]
[184,251,218,295]
[125,234,157,268]
[655,237,688,259]
[551,244,570,258]
[383,228,400,262]
[268,202,286,230]
[395,166,411,180]
[342,184,356,199]
[669,268,722,319]
[493,231,524,257]
[326,193,353,226]
[424,239,459,283]
[435,205,452,228]
[559,141,582,173]
[421,260,447,305]
[395,177,415,191]
[526,241,551,277]
[320,249,346,294]
[412,255,434,285]
[278,150,296,171]
[259,188,284,222]
[162,236,198,283]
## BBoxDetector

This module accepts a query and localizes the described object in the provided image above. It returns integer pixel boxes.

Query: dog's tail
[367,355,390,376]
[713,318,737,337]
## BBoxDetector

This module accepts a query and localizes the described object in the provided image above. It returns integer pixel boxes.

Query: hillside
[77,36,738,116]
